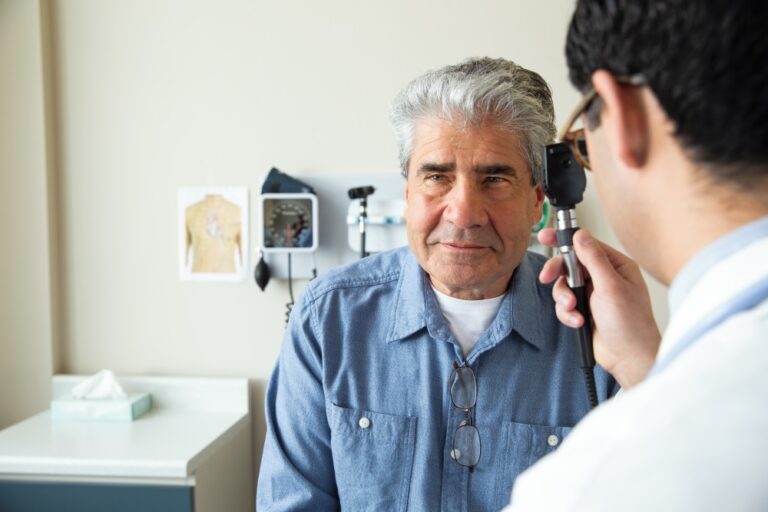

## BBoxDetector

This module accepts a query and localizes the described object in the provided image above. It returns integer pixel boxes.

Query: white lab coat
[504,237,768,511]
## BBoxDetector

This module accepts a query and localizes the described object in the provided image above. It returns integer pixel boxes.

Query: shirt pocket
[327,402,418,512]
[493,420,572,509]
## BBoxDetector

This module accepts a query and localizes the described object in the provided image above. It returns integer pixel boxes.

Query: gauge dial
[261,194,318,252]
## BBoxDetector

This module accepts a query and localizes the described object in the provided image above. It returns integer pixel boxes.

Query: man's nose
[443,180,488,228]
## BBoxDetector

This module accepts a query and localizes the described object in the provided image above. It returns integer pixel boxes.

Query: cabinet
[0,375,253,512]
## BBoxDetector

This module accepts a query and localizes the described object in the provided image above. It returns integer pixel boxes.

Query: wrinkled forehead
[409,116,530,173]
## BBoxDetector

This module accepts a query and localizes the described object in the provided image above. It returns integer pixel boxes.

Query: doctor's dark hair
[389,57,556,184]
[566,0,768,188]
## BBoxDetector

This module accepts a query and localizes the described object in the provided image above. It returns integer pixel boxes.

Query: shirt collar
[385,250,549,351]
[669,216,768,315]
[385,251,428,342]
[498,253,550,351]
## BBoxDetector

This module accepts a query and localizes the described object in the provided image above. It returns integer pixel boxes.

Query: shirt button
[450,448,462,460]
[547,434,560,447]
[358,417,371,429]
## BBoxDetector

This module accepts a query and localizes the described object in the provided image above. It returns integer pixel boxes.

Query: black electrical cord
[583,367,599,409]
[573,286,599,409]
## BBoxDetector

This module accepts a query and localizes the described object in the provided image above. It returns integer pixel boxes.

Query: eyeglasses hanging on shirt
[449,361,481,470]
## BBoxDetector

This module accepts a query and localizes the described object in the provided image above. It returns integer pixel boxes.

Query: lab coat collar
[669,215,768,315]
[660,233,768,363]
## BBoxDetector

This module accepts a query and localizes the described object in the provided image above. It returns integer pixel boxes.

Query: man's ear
[529,184,545,225]
[592,70,650,169]
[403,178,410,221]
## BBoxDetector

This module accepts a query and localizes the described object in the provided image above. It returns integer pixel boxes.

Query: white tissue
[70,370,127,400]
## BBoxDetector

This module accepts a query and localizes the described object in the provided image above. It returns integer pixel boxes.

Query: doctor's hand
[538,228,661,388]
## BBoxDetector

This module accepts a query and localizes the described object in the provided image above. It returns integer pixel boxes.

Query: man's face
[405,118,544,300]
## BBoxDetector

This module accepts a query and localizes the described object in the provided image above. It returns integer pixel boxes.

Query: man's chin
[421,252,516,293]
[428,267,499,290]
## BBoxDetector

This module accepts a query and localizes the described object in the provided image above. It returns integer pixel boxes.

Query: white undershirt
[432,287,505,356]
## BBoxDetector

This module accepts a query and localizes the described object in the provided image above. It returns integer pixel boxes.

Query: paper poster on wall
[178,187,249,282]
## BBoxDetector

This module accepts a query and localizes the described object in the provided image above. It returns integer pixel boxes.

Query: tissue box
[51,393,152,422]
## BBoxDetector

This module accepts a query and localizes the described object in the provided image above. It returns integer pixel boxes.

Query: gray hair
[389,57,556,184]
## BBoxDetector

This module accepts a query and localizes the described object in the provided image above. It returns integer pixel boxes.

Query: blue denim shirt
[257,246,617,512]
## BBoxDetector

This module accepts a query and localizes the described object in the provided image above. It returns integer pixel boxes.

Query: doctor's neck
[651,162,768,286]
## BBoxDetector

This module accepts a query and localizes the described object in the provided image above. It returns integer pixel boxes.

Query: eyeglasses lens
[454,424,481,467]
[450,366,476,409]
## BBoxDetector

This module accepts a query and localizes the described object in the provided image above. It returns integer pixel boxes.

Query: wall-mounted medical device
[347,186,376,258]
[346,198,407,255]
[254,168,318,298]
[260,193,318,253]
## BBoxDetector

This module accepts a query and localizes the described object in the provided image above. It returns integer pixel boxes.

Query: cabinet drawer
[0,480,193,512]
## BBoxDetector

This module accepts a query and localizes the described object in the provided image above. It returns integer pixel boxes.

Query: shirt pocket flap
[505,421,572,464]
[327,402,417,439]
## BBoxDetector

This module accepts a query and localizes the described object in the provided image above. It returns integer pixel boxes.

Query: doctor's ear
[591,70,650,169]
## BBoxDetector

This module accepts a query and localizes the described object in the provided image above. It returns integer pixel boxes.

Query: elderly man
[257,57,617,511]
[504,1,768,510]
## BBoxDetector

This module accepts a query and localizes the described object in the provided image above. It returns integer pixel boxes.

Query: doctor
[504,0,768,510]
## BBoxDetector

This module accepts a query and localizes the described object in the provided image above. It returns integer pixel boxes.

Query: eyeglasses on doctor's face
[559,74,647,171]
[449,361,481,470]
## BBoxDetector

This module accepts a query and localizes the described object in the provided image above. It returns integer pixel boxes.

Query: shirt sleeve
[256,289,339,511]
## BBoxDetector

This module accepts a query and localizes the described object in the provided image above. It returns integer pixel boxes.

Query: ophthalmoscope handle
[556,208,596,370]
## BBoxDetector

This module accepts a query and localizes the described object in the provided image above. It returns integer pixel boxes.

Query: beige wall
[2,0,668,489]
[0,0,56,428]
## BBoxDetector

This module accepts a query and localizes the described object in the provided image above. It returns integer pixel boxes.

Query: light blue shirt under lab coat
[257,246,617,512]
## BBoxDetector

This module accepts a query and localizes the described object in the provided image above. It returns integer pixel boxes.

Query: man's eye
[426,174,446,182]
[484,176,507,184]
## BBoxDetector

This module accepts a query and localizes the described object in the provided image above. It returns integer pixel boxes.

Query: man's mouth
[440,242,488,250]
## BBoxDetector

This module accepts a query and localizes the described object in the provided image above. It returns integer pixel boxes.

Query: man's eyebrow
[417,162,455,174]
[476,164,519,177]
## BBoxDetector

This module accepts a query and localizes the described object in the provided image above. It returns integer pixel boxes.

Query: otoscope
[542,143,598,409]
[348,186,375,259]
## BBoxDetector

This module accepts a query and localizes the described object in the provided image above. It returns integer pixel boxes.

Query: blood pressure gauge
[259,193,318,253]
